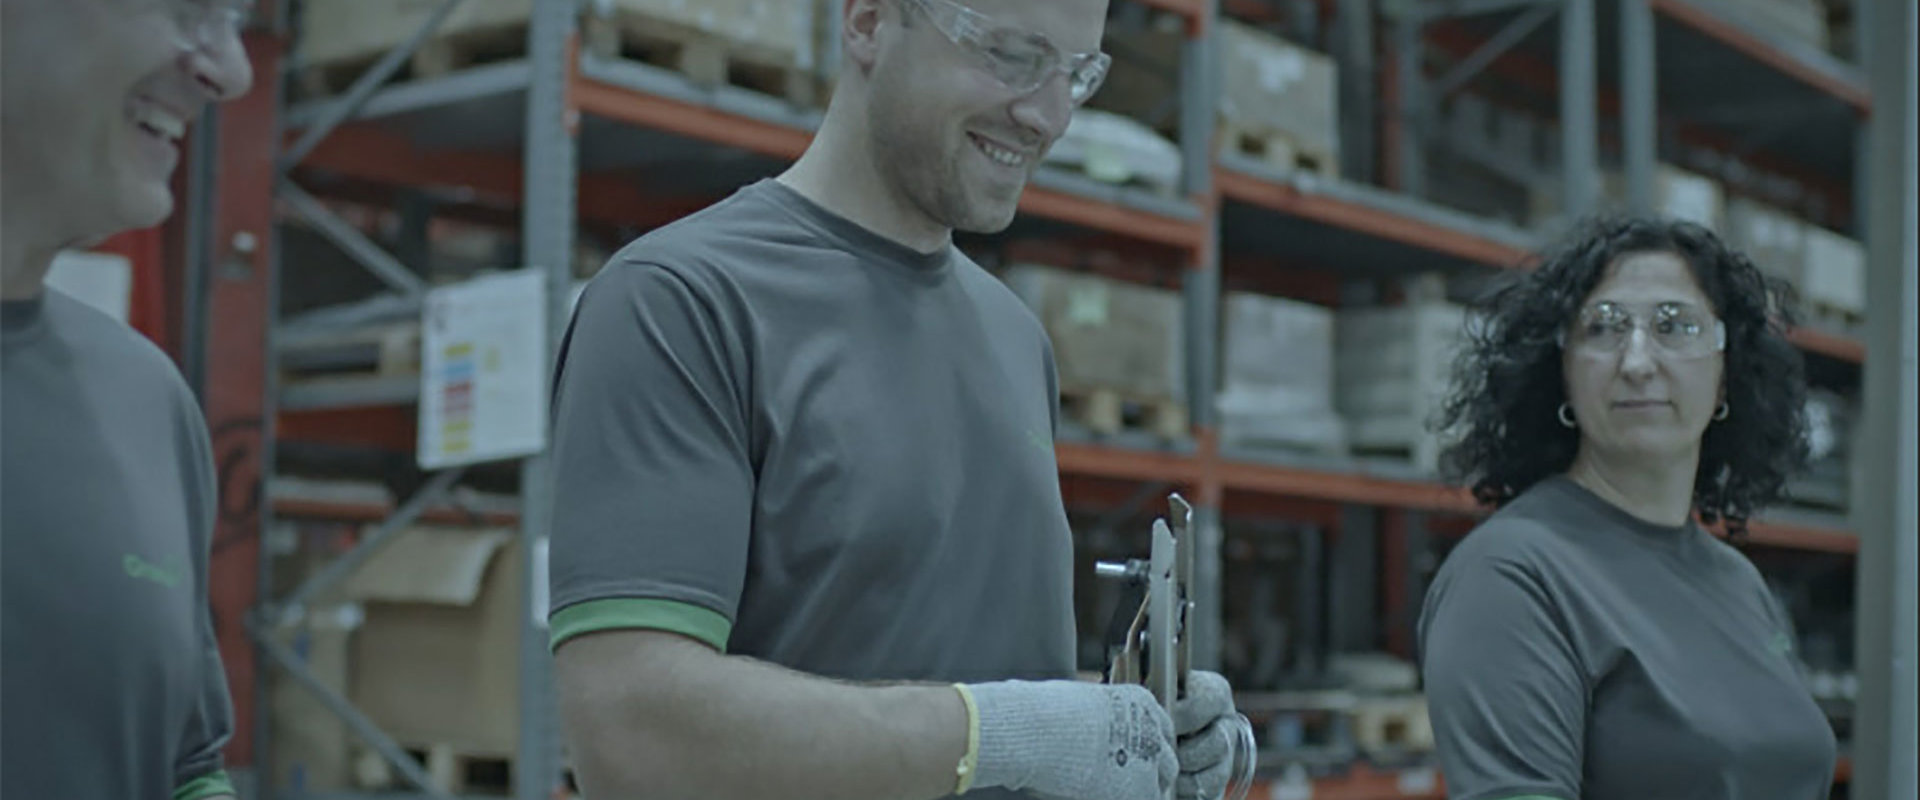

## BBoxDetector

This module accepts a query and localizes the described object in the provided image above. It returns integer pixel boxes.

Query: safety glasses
[898,0,1112,105]
[1559,300,1727,359]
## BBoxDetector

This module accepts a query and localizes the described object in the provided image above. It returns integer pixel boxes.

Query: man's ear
[842,0,888,74]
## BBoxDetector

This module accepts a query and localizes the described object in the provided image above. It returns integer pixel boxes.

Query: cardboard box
[1726,196,1810,286]
[1335,303,1472,471]
[270,605,361,794]
[1218,21,1340,160]
[1089,20,1337,163]
[1531,164,1725,232]
[1002,265,1185,402]
[347,525,525,757]
[1216,293,1347,453]
[1801,225,1866,316]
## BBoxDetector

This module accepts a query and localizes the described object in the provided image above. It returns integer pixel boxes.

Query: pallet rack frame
[186,1,1904,798]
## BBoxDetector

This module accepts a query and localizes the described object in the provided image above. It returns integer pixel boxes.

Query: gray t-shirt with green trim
[2,290,235,800]
[1416,475,1836,800]
[546,180,1076,691]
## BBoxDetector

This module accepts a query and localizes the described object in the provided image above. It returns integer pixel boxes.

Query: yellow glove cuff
[951,683,982,796]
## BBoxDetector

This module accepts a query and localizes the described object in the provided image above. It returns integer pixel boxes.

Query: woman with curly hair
[1415,216,1836,799]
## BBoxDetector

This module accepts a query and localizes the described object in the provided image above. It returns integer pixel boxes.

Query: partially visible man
[548,0,1241,799]
[2,2,255,799]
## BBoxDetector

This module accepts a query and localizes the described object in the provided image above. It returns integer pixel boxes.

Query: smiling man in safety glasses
[548,1,1239,799]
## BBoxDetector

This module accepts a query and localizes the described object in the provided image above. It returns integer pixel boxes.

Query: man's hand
[1173,671,1239,800]
[967,680,1179,800]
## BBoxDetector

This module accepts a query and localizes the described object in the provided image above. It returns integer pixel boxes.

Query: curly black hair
[1433,215,1812,540]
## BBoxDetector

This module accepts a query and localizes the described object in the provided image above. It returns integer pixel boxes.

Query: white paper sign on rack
[418,269,549,469]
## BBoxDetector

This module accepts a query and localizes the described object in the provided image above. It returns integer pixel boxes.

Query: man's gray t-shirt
[2,290,236,800]
[1416,475,1836,800]
[546,179,1076,692]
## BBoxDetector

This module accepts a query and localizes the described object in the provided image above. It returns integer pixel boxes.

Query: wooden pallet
[1219,121,1339,180]
[296,19,532,99]
[582,9,822,106]
[296,3,822,106]
[1062,386,1188,441]
[280,321,422,383]
[352,742,512,795]
[1348,697,1435,756]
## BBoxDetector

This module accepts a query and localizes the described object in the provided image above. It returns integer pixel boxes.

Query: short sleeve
[546,262,755,654]
[1417,550,1586,800]
[173,395,235,796]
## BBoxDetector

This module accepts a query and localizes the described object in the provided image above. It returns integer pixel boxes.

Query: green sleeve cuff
[549,597,732,653]
[173,770,236,800]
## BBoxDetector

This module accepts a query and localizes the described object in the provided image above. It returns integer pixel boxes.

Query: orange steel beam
[1218,490,1344,529]
[1216,168,1533,268]
[293,123,721,230]
[1216,457,1480,514]
[1742,518,1860,554]
[1651,0,1871,113]
[572,75,812,160]
[1788,326,1867,364]
[1057,441,1203,484]
[278,406,417,453]
[1019,187,1212,255]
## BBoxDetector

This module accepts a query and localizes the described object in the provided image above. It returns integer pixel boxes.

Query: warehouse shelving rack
[189,1,1892,798]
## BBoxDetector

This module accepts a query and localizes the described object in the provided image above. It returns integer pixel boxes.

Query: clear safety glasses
[1559,300,1727,360]
[899,0,1112,105]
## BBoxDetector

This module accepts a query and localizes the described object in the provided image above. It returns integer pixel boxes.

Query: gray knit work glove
[1173,671,1237,800]
[965,680,1178,800]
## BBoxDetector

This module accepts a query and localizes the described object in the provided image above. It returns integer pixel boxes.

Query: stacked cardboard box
[299,0,816,82]
[1335,302,1473,472]
[1091,19,1339,175]
[1001,264,1186,407]
[1216,292,1346,455]
[1531,163,1726,232]
[1726,197,1866,321]
[1800,225,1867,320]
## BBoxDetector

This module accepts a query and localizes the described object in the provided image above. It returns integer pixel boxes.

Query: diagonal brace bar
[1433,2,1558,99]
[1421,0,1561,22]
[250,618,452,797]
[280,182,429,303]
[1092,481,1173,535]
[279,0,470,172]
[267,468,465,627]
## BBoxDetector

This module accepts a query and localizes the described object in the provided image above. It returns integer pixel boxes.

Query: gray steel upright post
[1180,0,1223,670]
[1336,0,1376,184]
[518,0,577,796]
[1395,7,1427,199]
[1620,0,1657,214]
[1850,0,1918,796]
[1559,0,1599,220]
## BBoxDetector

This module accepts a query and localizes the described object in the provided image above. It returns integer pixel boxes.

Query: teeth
[973,135,1026,167]
[133,105,187,139]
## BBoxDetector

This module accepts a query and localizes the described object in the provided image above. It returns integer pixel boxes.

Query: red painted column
[201,29,283,769]
[92,227,171,351]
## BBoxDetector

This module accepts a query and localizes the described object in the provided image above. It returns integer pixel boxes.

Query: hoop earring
[1714,401,1730,421]
[1558,403,1577,429]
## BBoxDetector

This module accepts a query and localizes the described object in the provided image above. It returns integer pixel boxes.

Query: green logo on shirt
[1027,428,1054,455]
[123,553,184,589]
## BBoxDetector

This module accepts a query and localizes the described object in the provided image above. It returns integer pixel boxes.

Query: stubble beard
[866,82,1023,236]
